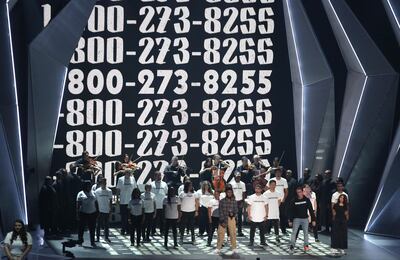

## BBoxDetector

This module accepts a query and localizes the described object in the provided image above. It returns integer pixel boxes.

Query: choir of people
[37,152,349,256]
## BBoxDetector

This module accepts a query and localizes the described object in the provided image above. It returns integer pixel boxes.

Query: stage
[43,228,400,260]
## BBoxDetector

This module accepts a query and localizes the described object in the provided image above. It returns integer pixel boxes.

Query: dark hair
[296,186,303,192]
[82,180,92,191]
[183,181,193,193]
[337,194,348,207]
[201,181,213,195]
[131,188,141,199]
[10,219,28,246]
[269,179,276,185]
[167,186,175,204]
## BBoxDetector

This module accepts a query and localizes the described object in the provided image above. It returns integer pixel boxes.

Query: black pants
[237,201,243,234]
[180,211,195,241]
[78,212,97,244]
[207,216,219,245]
[164,219,178,246]
[279,203,287,233]
[142,213,154,240]
[249,221,266,243]
[198,206,209,235]
[152,209,164,234]
[130,214,142,245]
[120,204,129,233]
[266,219,280,238]
[96,212,110,239]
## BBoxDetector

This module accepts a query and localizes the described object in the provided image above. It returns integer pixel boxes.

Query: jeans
[290,218,309,247]
[130,214,142,245]
[78,212,97,244]
[152,209,164,234]
[249,221,266,243]
[164,219,178,246]
[96,212,110,239]
[120,204,129,233]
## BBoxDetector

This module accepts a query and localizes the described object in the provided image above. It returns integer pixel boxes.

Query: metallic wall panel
[365,122,400,237]
[0,0,27,229]
[26,0,97,224]
[322,0,399,225]
[382,0,400,44]
[283,0,335,177]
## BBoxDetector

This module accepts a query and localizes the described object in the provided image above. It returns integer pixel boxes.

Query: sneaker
[214,249,221,254]
[91,242,97,248]
[315,239,320,242]
[237,232,245,237]
[260,241,267,246]
[207,243,212,247]
[105,238,111,243]
[304,245,310,252]
[130,243,135,247]
[173,244,178,248]
[247,242,254,247]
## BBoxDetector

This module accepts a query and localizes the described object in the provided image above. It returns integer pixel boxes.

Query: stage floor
[46,228,400,259]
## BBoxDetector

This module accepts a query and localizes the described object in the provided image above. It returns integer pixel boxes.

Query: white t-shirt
[309,191,317,211]
[229,180,246,201]
[331,191,349,204]
[128,198,144,216]
[269,177,288,200]
[151,181,168,209]
[117,176,137,205]
[163,196,181,219]
[76,190,97,214]
[246,193,268,223]
[179,191,199,212]
[196,189,214,207]
[263,190,282,220]
[94,187,113,213]
[4,232,33,257]
[178,184,184,195]
[141,192,156,213]
[208,198,220,217]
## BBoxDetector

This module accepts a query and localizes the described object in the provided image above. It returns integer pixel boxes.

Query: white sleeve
[283,179,288,189]
[242,182,247,192]
[27,233,33,245]
[76,192,82,202]
[331,193,336,203]
[4,232,12,245]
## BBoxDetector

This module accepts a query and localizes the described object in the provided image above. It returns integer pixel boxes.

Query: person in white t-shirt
[141,184,156,242]
[163,186,181,248]
[177,175,191,195]
[94,178,112,243]
[331,181,349,207]
[151,171,168,236]
[128,188,144,247]
[117,170,137,235]
[263,179,282,243]
[3,219,32,260]
[207,190,220,247]
[196,181,214,237]
[76,181,98,247]
[230,172,247,236]
[179,181,199,244]
[303,184,319,242]
[269,167,289,234]
[246,184,268,246]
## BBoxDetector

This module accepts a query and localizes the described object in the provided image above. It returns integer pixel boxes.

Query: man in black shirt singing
[288,186,316,253]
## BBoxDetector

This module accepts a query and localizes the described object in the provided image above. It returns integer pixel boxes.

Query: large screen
[44,0,296,186]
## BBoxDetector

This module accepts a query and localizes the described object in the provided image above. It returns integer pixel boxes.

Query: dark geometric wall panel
[365,122,400,237]
[283,0,335,177]
[0,0,27,230]
[26,0,97,224]
[382,0,400,44]
[322,0,399,225]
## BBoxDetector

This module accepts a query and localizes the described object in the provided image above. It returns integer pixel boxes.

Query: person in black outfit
[237,156,254,195]
[298,168,312,187]
[199,158,213,183]
[285,170,297,203]
[39,176,58,237]
[331,194,349,255]
[164,156,186,193]
[320,170,336,232]
[288,186,316,252]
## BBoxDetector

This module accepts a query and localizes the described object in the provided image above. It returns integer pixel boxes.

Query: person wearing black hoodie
[288,186,316,253]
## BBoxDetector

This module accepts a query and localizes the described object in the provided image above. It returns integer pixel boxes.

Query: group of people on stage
[36,151,350,257]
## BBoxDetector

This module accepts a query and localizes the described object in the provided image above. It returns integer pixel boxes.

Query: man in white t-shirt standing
[269,167,288,234]
[94,178,113,243]
[331,181,349,209]
[230,172,247,236]
[264,179,282,243]
[151,171,168,235]
[246,184,268,246]
[117,170,137,235]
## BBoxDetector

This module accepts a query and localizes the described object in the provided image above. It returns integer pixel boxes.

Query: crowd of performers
[38,152,349,256]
